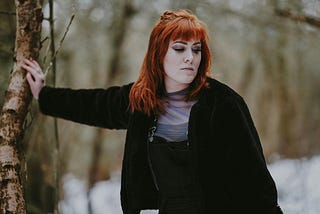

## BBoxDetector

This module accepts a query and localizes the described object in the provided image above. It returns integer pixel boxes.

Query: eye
[192,47,201,53]
[172,46,185,52]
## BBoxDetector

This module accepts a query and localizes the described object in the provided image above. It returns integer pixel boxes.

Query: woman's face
[163,39,202,93]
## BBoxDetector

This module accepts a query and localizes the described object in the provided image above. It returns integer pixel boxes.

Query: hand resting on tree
[21,58,45,99]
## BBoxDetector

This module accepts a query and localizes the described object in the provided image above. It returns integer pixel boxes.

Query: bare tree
[0,0,42,213]
[87,0,137,213]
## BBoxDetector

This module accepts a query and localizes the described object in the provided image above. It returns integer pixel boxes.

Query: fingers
[22,58,43,77]
[22,58,45,99]
[26,72,35,86]
[22,58,44,79]
[25,58,41,71]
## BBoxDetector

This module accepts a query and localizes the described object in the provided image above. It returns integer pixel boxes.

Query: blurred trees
[1,0,320,213]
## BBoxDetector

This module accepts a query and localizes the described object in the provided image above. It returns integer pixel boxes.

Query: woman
[22,9,282,214]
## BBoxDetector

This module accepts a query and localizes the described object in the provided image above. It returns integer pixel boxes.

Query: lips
[181,67,194,71]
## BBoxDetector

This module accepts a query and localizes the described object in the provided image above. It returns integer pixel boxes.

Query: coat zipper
[147,116,159,191]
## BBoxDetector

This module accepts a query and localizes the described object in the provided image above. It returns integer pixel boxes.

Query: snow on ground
[268,155,320,214]
[60,156,320,214]
[59,172,157,214]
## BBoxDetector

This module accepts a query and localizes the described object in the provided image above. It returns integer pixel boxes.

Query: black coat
[39,78,282,214]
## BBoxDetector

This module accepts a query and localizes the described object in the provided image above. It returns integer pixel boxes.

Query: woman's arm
[38,85,132,129]
[22,58,132,129]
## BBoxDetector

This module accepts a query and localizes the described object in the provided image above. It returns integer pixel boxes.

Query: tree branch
[47,1,60,213]
[0,11,16,16]
[54,14,75,61]
[275,9,320,28]
[44,13,75,75]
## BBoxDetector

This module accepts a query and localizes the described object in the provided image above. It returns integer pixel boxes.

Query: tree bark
[0,0,42,213]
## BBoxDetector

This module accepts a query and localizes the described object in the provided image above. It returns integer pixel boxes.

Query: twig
[40,36,49,46]
[42,39,51,70]
[47,1,60,214]
[49,1,57,86]
[0,11,15,16]
[44,13,75,75]
[53,13,75,60]
[275,9,320,28]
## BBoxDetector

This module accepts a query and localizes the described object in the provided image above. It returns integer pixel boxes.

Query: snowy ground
[60,156,320,214]
[268,156,320,214]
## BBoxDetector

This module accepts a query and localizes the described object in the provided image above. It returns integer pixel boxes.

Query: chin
[183,76,196,83]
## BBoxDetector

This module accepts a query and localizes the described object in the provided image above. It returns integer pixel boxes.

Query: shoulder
[204,77,245,106]
[117,82,134,95]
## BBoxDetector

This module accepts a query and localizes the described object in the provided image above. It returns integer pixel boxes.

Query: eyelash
[173,47,201,53]
[193,48,201,53]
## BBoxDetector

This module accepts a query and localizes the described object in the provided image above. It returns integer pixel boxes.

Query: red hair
[129,9,212,116]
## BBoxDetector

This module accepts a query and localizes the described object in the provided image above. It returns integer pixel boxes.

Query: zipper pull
[147,117,157,142]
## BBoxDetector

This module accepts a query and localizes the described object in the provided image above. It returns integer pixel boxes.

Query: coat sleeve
[38,83,132,129]
[220,95,282,214]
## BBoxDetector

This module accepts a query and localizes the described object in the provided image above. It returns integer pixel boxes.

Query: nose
[184,50,193,63]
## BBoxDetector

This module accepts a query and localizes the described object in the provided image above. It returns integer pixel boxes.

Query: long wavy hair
[129,9,212,116]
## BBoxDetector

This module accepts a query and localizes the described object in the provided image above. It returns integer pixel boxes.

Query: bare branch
[44,13,75,75]
[0,11,16,16]
[47,1,61,213]
[40,36,49,45]
[54,14,75,60]
[275,9,320,28]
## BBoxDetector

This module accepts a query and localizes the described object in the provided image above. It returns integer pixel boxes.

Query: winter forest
[0,0,320,213]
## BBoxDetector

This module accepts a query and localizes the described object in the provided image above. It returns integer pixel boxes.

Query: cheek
[195,55,202,68]
[164,53,179,71]
[163,57,170,74]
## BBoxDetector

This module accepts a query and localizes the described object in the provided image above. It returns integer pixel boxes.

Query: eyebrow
[172,41,201,46]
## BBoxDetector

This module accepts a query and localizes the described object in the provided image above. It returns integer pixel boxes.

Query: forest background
[1,0,320,213]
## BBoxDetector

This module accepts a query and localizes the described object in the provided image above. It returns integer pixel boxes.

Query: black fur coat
[39,78,282,214]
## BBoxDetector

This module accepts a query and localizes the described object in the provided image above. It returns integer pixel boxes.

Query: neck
[165,82,190,93]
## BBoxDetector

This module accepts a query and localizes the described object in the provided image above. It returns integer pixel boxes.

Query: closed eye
[173,47,185,52]
[192,47,201,53]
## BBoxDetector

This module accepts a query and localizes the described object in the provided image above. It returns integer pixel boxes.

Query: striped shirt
[154,88,197,142]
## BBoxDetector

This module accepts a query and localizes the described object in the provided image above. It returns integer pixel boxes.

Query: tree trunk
[0,0,42,213]
[87,1,136,213]
[107,0,136,81]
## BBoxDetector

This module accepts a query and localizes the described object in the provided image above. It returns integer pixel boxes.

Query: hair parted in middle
[129,9,212,116]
